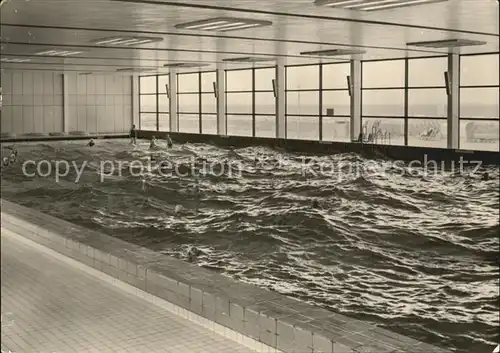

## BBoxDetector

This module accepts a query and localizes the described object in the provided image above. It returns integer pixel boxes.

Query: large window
[225,67,276,137]
[177,73,200,133]
[138,54,498,152]
[139,75,157,130]
[286,64,320,140]
[254,68,276,138]
[459,53,499,151]
[201,71,217,134]
[361,60,405,145]
[226,69,252,136]
[158,74,169,131]
[407,56,448,148]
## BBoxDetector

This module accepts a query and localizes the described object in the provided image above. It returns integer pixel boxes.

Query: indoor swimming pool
[1,139,499,353]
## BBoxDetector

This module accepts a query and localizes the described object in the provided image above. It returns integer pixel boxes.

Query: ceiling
[0,0,498,74]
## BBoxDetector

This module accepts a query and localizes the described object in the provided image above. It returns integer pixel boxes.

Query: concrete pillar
[62,74,69,133]
[275,58,286,139]
[350,59,362,141]
[216,63,226,135]
[169,70,178,133]
[131,75,140,128]
[447,53,459,149]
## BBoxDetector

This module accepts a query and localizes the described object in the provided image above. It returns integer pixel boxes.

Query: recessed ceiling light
[35,49,83,57]
[93,36,163,46]
[175,17,272,32]
[407,39,487,48]
[163,63,210,68]
[222,56,276,63]
[314,0,448,11]
[300,48,366,56]
[117,68,156,73]
[1,57,31,63]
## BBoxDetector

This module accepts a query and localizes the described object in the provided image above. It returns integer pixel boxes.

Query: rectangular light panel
[407,39,487,48]
[117,68,156,73]
[35,49,83,57]
[1,57,31,63]
[223,56,276,63]
[163,63,210,68]
[175,17,272,32]
[314,0,449,11]
[300,48,366,56]
[94,36,163,46]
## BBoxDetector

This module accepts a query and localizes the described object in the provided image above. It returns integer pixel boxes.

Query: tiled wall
[0,70,133,134]
[66,74,132,133]
[1,71,64,133]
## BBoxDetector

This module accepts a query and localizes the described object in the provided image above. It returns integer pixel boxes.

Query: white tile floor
[1,230,258,353]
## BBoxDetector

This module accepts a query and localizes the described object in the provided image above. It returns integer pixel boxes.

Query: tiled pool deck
[1,230,258,353]
[1,199,452,353]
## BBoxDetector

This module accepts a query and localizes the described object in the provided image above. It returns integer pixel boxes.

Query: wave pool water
[1,139,498,353]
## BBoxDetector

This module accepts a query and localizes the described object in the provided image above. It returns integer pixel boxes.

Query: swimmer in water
[149,136,157,150]
[174,204,183,214]
[88,138,95,147]
[166,134,173,149]
[187,246,202,262]
[481,172,490,181]
[141,178,147,191]
[2,156,9,167]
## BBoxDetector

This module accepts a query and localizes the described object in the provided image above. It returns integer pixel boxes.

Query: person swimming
[187,246,202,262]
[166,134,173,149]
[88,138,95,147]
[9,151,17,164]
[6,146,18,164]
[481,172,490,181]
[149,136,157,150]
[2,156,9,167]
[130,124,137,145]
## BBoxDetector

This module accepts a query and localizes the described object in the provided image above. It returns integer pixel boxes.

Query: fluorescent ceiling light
[35,49,83,57]
[116,68,156,73]
[175,17,272,32]
[94,36,163,46]
[407,39,487,48]
[0,57,31,63]
[300,48,366,56]
[314,0,448,11]
[163,63,210,68]
[223,56,276,63]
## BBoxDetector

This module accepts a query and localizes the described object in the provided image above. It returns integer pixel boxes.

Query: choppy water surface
[1,139,498,352]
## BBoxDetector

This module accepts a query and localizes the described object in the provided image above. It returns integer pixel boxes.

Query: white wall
[1,70,133,135]
[66,74,132,133]
[1,71,63,134]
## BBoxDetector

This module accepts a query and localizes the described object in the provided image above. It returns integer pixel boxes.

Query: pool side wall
[0,199,451,353]
[138,130,500,166]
